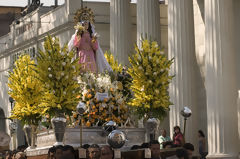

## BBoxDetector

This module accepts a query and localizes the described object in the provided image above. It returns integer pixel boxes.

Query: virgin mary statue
[68,7,112,73]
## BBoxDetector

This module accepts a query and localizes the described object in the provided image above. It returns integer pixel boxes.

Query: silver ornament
[103,121,117,133]
[76,102,86,115]
[145,118,158,134]
[107,130,126,149]
[181,107,192,118]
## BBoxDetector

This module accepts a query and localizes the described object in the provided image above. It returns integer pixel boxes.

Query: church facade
[0,0,239,158]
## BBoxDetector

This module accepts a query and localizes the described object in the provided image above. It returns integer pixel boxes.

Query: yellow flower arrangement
[128,39,174,120]
[36,35,81,117]
[104,51,123,73]
[8,55,44,125]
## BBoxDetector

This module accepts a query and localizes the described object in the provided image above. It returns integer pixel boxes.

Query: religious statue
[68,7,112,73]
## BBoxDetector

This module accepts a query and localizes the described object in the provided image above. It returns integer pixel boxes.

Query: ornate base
[37,127,146,148]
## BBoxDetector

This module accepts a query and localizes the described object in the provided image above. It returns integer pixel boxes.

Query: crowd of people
[3,145,28,159]
[157,126,208,159]
[47,144,113,159]
[1,126,207,159]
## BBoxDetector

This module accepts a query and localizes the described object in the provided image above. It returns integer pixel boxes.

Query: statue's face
[83,21,89,30]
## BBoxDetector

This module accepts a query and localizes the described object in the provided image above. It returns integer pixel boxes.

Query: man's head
[149,140,160,159]
[54,145,64,159]
[88,144,101,159]
[176,149,188,159]
[141,143,149,149]
[62,145,75,159]
[5,151,12,159]
[100,145,113,159]
[183,143,194,159]
[48,147,56,159]
[14,152,26,159]
[161,129,167,137]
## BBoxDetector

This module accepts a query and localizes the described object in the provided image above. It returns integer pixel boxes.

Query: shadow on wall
[197,0,204,23]
[0,108,6,133]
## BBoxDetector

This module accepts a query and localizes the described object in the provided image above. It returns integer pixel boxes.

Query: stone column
[238,91,240,145]
[168,0,198,148]
[110,0,131,65]
[137,0,160,46]
[205,0,239,158]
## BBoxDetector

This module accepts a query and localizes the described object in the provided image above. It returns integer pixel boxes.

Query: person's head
[88,144,101,159]
[12,150,19,159]
[17,146,24,152]
[149,140,160,158]
[183,143,194,159]
[198,130,205,138]
[163,141,173,149]
[176,149,188,159]
[174,126,181,134]
[48,147,56,159]
[82,144,90,149]
[100,145,113,159]
[62,145,75,159]
[130,145,140,150]
[5,150,12,159]
[141,143,149,149]
[161,129,167,137]
[14,152,26,159]
[54,145,64,159]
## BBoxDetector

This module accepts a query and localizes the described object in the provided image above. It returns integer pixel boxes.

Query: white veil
[68,23,112,73]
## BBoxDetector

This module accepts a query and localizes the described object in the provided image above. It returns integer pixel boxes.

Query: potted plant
[8,55,44,149]
[36,35,81,145]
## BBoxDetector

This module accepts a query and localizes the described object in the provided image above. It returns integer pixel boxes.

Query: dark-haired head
[131,145,141,150]
[82,144,90,149]
[55,145,64,150]
[141,142,149,149]
[63,145,75,154]
[89,144,100,149]
[174,126,181,131]
[48,146,56,154]
[198,130,205,137]
[176,149,188,159]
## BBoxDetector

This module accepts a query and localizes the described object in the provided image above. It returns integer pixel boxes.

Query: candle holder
[180,107,192,138]
[76,102,87,147]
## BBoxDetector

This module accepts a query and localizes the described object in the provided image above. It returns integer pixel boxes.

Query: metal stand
[183,117,187,138]
[79,115,83,147]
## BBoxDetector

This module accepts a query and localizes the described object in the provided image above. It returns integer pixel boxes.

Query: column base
[207,153,239,159]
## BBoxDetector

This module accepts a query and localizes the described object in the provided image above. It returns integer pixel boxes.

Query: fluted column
[238,91,240,144]
[110,0,131,65]
[205,0,239,158]
[168,0,198,148]
[137,0,160,46]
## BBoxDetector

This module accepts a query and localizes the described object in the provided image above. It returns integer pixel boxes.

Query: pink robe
[74,32,98,73]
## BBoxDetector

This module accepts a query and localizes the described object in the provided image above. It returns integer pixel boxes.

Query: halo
[74,7,95,25]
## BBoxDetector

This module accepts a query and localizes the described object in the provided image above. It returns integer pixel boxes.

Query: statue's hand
[93,33,99,40]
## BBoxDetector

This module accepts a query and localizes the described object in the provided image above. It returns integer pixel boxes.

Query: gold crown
[74,7,95,24]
